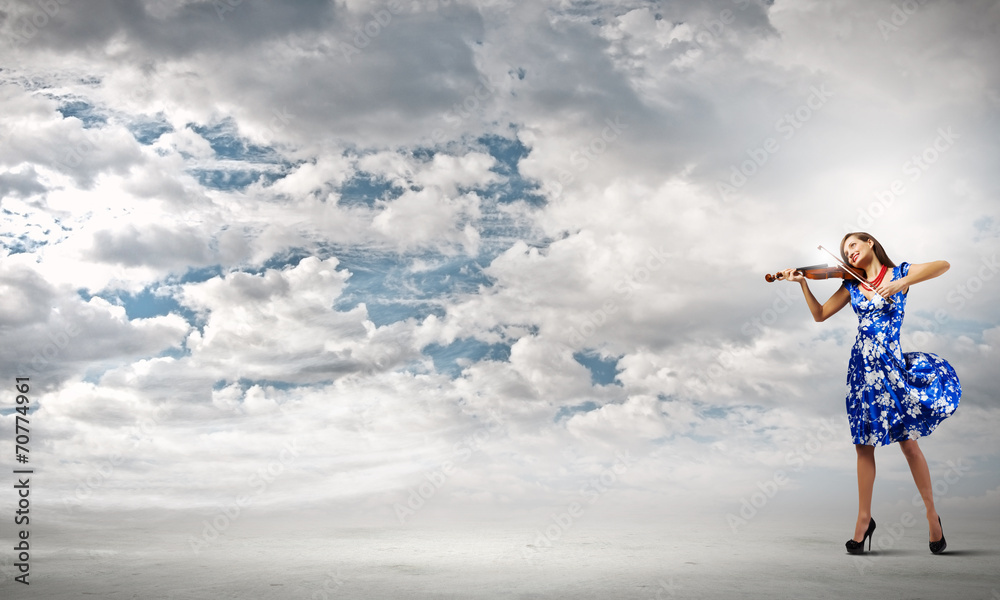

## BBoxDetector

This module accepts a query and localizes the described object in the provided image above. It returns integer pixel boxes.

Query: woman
[780,232,961,554]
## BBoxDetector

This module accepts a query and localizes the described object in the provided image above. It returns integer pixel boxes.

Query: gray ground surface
[3,511,998,599]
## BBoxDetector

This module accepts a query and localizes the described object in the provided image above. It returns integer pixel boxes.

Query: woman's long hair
[840,232,896,270]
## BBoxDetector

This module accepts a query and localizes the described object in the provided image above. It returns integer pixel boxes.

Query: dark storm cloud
[4,0,338,57]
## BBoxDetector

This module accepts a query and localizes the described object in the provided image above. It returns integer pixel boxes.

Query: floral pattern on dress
[845,262,961,446]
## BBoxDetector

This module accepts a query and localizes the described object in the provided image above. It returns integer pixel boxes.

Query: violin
[765,245,894,303]
[764,263,864,283]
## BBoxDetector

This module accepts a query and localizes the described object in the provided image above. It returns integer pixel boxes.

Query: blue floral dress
[845,262,961,446]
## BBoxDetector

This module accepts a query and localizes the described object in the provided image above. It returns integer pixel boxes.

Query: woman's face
[843,236,875,267]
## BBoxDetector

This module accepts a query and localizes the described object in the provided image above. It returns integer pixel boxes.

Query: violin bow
[818,245,894,304]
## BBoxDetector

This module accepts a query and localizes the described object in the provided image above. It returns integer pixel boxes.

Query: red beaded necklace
[868,264,888,288]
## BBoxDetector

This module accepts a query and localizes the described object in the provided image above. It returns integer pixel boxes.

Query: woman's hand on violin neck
[781,267,804,283]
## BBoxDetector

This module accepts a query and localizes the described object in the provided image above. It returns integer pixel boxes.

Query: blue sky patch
[183,118,294,190]
[410,147,436,162]
[423,338,512,378]
[697,404,731,420]
[190,168,286,191]
[477,133,546,207]
[329,246,496,327]
[573,351,620,386]
[331,256,443,326]
[1,226,45,255]
[188,119,282,162]
[554,401,600,421]
[128,115,174,145]
[57,100,107,128]
[213,378,307,393]
[338,171,405,207]
[81,286,196,323]
[178,264,226,285]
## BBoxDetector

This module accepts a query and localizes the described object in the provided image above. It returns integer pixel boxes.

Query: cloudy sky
[1,0,998,541]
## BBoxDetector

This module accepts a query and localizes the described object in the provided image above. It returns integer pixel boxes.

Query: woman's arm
[781,268,851,322]
[876,260,950,298]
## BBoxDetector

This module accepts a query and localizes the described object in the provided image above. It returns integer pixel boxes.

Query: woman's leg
[854,444,876,541]
[898,439,943,541]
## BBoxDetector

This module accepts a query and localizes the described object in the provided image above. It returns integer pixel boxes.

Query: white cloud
[178,256,394,382]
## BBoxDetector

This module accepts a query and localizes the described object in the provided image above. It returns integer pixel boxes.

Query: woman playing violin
[779,232,960,555]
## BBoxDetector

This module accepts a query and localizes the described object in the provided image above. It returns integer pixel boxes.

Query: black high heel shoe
[845,518,876,554]
[929,516,946,554]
